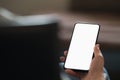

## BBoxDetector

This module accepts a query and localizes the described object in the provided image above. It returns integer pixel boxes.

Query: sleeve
[103,68,110,80]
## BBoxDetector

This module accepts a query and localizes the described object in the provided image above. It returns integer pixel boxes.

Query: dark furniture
[0,15,60,80]
[70,0,120,12]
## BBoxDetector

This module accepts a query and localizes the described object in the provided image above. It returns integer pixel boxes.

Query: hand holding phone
[64,23,100,71]
[61,44,105,80]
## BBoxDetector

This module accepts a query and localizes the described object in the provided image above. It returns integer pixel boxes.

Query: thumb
[94,44,102,57]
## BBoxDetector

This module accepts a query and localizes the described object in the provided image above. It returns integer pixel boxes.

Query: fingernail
[96,44,100,49]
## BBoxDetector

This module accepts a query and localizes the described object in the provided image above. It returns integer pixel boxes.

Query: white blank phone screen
[65,23,99,70]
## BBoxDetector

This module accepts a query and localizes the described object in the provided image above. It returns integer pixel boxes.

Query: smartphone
[64,23,100,71]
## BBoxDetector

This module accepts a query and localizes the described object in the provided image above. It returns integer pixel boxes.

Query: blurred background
[0,0,120,80]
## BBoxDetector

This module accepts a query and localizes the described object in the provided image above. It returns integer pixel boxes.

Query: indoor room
[0,0,120,80]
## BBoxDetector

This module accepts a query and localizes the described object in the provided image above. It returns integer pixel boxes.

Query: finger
[60,56,65,62]
[64,50,68,56]
[94,44,101,56]
[65,69,80,78]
